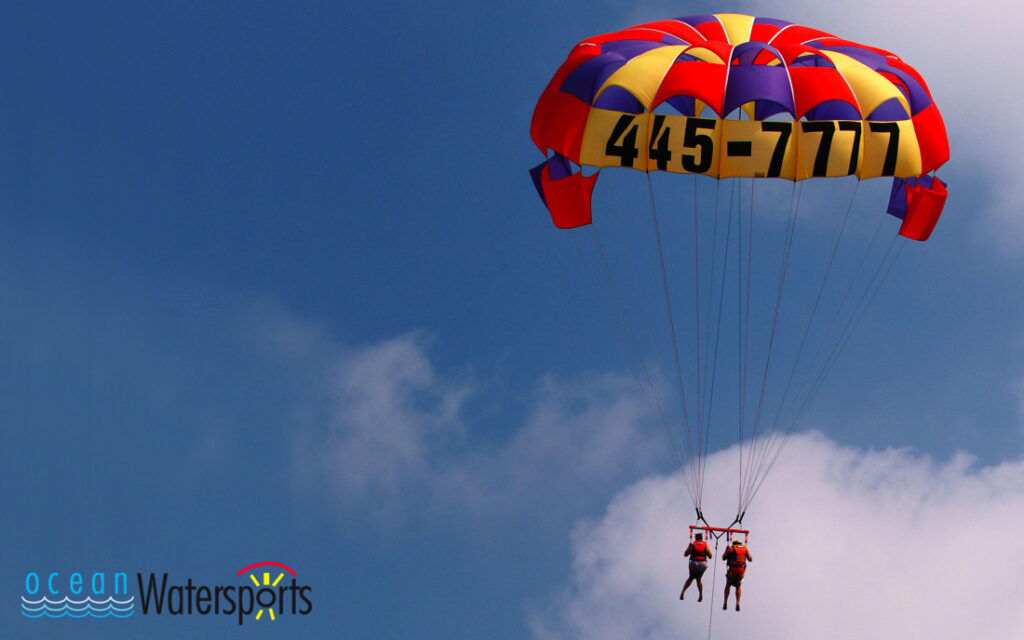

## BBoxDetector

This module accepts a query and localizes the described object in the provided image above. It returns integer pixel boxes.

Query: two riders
[680,534,752,611]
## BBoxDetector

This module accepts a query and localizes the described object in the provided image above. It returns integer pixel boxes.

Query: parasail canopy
[530,13,948,239]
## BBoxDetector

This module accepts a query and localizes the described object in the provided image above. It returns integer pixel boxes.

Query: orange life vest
[691,540,708,561]
[726,545,747,568]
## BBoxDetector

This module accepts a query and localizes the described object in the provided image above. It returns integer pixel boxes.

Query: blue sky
[4,1,1024,638]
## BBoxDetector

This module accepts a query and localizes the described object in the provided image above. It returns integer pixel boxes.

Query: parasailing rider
[722,538,752,611]
[680,532,712,602]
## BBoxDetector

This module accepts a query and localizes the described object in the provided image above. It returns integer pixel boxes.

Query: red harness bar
[688,525,749,543]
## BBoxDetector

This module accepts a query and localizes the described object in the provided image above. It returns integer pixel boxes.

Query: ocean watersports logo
[136,561,313,625]
[21,562,312,626]
[21,572,134,618]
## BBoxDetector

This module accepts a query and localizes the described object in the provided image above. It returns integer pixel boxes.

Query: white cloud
[531,431,1024,638]
[317,332,471,498]
[300,332,670,514]
[454,371,668,510]
[281,319,1024,634]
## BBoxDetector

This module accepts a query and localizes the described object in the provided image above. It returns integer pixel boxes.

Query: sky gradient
[3,1,1024,638]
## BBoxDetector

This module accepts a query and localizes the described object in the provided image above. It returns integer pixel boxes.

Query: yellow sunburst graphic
[248,571,285,621]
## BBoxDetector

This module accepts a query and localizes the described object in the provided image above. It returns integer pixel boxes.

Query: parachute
[529,14,948,527]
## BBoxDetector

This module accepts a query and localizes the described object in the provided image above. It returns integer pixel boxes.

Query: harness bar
[688,525,749,542]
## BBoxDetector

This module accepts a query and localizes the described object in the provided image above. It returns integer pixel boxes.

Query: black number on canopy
[605,114,640,167]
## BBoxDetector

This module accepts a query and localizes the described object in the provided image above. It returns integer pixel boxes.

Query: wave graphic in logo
[20,596,135,618]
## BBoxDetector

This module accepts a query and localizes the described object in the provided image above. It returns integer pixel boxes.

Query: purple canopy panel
[755,101,794,120]
[723,64,795,117]
[529,161,548,208]
[819,45,889,68]
[886,177,909,219]
[867,97,910,121]
[600,39,667,60]
[732,40,784,65]
[788,53,836,68]
[752,16,793,29]
[660,34,689,45]
[664,95,697,116]
[875,64,932,114]
[561,56,626,104]
[804,99,860,121]
[593,86,645,113]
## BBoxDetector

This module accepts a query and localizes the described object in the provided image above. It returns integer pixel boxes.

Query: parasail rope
[647,172,700,507]
[766,180,860,432]
[692,174,706,506]
[608,185,664,396]
[571,229,697,505]
[784,233,906,437]
[748,213,888,492]
[739,180,802,504]
[743,235,907,510]
[739,180,858,509]
[604,185,705,496]
[740,180,801,508]
[737,177,754,518]
[699,179,735,511]
[700,179,723,426]
[705,536,721,640]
